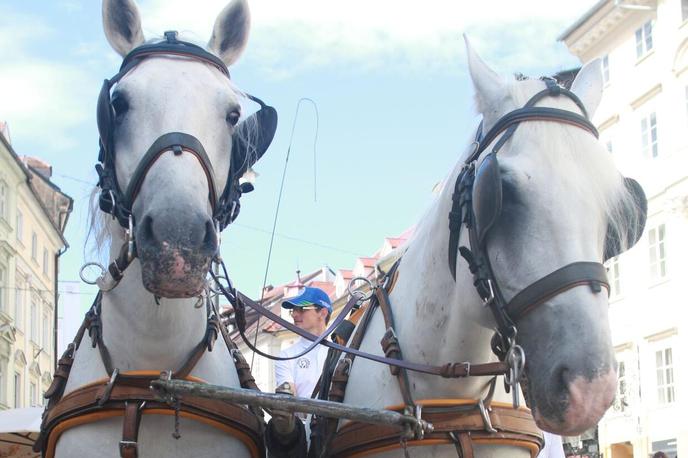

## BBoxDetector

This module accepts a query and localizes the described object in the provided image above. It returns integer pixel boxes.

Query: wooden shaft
[151,380,430,432]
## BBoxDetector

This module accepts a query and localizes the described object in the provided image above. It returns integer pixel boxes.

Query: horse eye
[111,92,129,118]
[226,110,240,127]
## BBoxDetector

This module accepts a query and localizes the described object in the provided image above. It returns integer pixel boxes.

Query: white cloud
[0,6,95,152]
[137,0,598,77]
[0,61,92,151]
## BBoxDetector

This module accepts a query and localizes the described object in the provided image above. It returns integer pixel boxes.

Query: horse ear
[102,0,145,57]
[208,0,251,66]
[464,35,507,123]
[570,59,603,119]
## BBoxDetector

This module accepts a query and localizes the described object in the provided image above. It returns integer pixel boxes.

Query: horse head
[464,40,646,435]
[97,0,275,298]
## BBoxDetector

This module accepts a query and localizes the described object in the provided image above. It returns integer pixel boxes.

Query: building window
[614,360,630,412]
[29,381,37,407]
[15,210,23,242]
[0,266,6,313]
[602,54,610,85]
[641,112,658,158]
[42,313,50,352]
[14,372,21,408]
[656,347,675,404]
[635,20,654,59]
[0,180,6,221]
[30,300,38,344]
[42,249,49,276]
[607,257,621,297]
[648,224,667,282]
[31,232,37,261]
[14,278,23,330]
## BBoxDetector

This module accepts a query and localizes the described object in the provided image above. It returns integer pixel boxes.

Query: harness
[35,32,276,458]
[34,294,265,458]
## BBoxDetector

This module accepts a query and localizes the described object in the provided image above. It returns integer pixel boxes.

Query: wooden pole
[151,379,432,433]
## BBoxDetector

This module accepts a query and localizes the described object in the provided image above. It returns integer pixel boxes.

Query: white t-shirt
[274,337,330,399]
[537,432,565,458]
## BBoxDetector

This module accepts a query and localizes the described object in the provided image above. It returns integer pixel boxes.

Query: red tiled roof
[308,281,336,298]
[358,257,379,267]
[384,237,407,249]
[339,269,353,279]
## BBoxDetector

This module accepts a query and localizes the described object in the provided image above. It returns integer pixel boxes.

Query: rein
[214,261,509,380]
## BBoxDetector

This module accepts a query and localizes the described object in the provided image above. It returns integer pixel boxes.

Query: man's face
[290,305,328,334]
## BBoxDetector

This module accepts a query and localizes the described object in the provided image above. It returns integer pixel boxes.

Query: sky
[0,0,598,317]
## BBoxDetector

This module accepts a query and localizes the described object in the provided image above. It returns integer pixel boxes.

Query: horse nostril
[138,214,155,244]
[554,365,572,395]
[203,219,217,250]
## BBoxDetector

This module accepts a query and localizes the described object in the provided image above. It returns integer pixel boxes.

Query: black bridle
[95,31,277,232]
[448,78,611,353]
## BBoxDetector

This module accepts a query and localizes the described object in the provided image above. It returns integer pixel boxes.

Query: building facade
[0,125,72,410]
[560,1,688,456]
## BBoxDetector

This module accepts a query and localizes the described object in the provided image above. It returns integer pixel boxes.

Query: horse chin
[524,367,616,436]
[138,245,211,299]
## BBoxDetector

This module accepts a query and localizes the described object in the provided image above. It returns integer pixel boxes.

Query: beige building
[0,123,72,410]
[560,1,688,456]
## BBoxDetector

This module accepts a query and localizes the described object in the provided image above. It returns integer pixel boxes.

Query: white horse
[37,1,270,457]
[324,40,645,457]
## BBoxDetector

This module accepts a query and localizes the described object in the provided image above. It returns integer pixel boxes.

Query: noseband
[95,31,277,232]
[447,79,610,364]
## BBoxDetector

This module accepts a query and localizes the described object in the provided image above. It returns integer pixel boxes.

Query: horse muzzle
[135,211,217,298]
[529,366,616,436]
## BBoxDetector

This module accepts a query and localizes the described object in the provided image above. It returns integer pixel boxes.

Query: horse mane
[409,74,642,258]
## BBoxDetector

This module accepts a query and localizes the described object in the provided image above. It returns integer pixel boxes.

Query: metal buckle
[482,279,495,306]
[119,440,138,455]
[477,398,498,433]
[347,276,374,302]
[107,190,117,218]
[97,368,119,406]
[505,343,526,409]
[126,215,135,262]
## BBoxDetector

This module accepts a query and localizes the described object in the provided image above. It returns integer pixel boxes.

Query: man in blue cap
[274,286,332,400]
[266,287,332,454]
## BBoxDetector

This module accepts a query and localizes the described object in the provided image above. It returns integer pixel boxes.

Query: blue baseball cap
[282,287,332,312]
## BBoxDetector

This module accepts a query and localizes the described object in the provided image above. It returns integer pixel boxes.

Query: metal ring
[79,262,107,285]
[208,275,229,294]
[347,276,374,302]
[505,344,526,386]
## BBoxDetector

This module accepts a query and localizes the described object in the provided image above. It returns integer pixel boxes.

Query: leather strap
[122,132,218,214]
[120,402,142,458]
[506,261,609,320]
[376,282,415,407]
[330,402,543,458]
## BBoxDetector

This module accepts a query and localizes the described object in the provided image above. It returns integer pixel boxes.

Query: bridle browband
[447,79,609,376]
[95,31,276,232]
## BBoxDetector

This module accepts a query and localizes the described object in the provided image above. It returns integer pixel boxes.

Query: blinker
[472,153,502,247]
